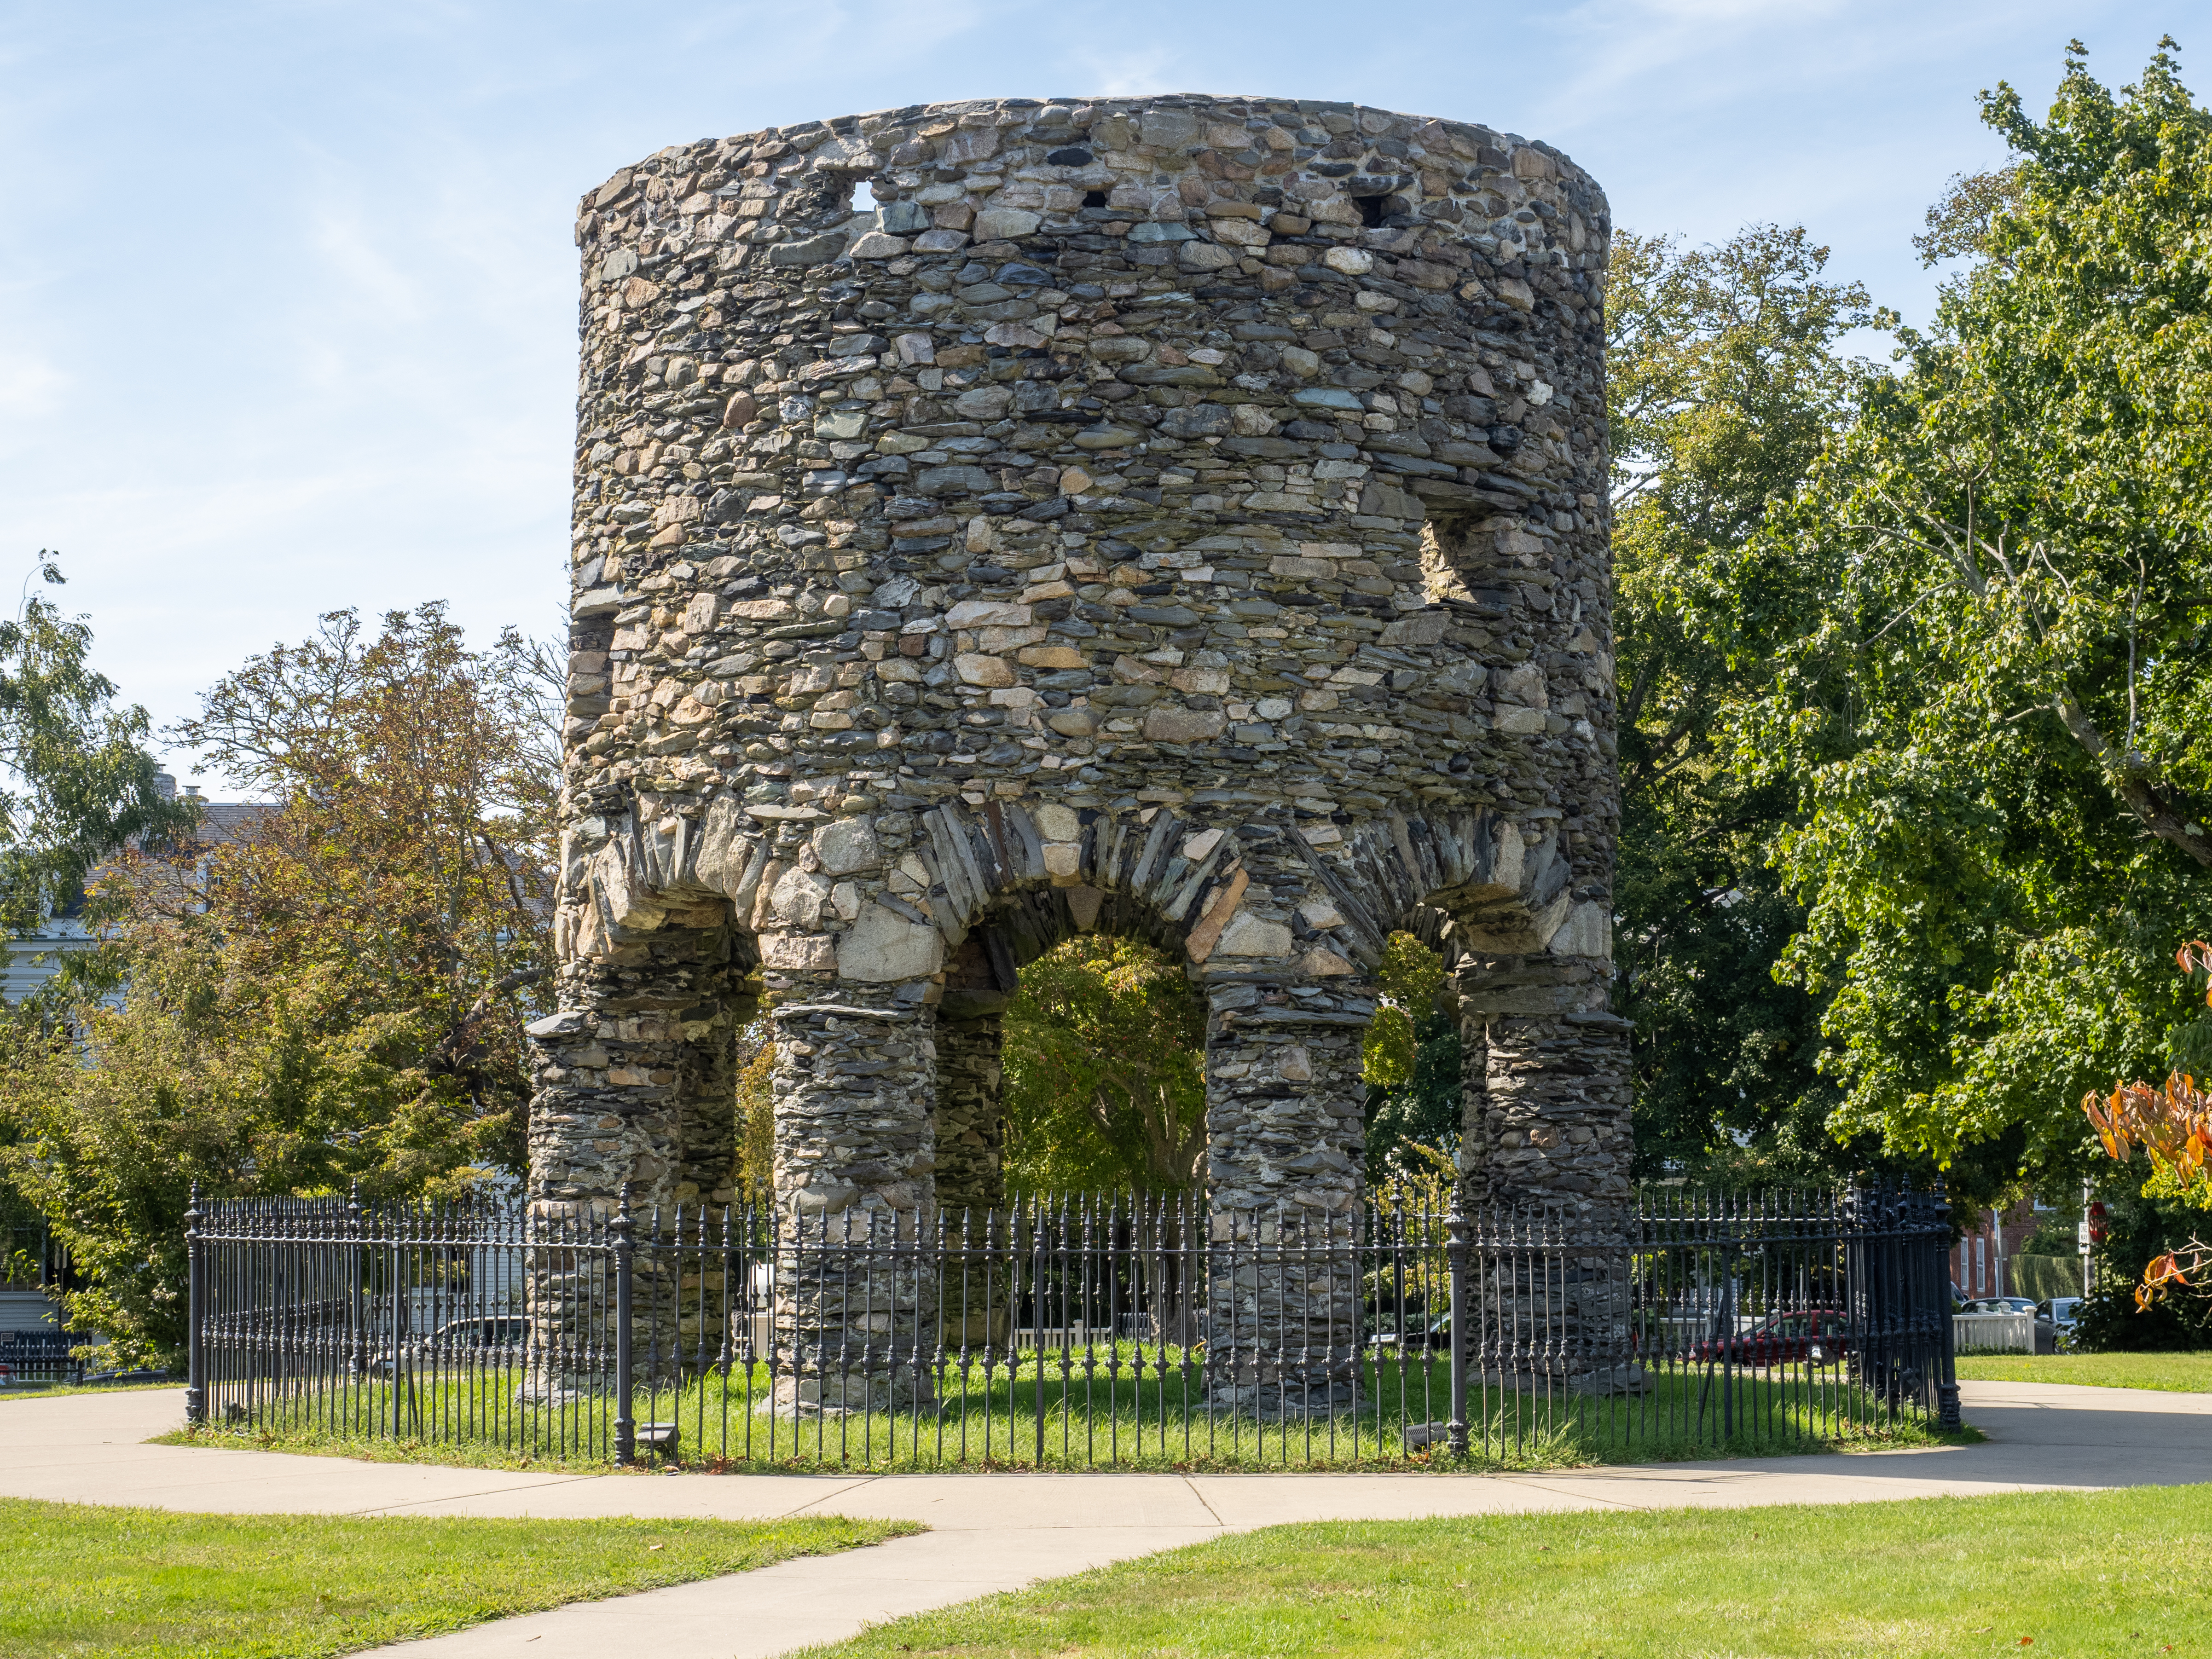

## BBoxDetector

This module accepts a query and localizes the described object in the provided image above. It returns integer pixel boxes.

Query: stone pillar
[766,972,939,1415]
[934,1012,1005,1213]
[525,918,747,1384]
[934,935,1009,1218]
[527,922,747,1209]
[1455,954,1631,1212]
[1202,973,1375,1410]
[1455,951,1638,1393]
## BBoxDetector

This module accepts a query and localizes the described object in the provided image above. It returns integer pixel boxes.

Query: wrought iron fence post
[1931,1182,1961,1431]
[1447,1189,1469,1459]
[613,1187,636,1467]
[184,1182,206,1425]
[347,1183,366,1381]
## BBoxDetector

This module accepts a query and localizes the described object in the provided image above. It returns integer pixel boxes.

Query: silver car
[2037,1297,2083,1348]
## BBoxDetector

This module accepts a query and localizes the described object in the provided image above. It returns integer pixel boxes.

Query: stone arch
[529,787,770,1213]
[534,779,1629,1211]
[1278,806,1629,1218]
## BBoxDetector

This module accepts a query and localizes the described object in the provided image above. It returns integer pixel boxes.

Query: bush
[2009,1254,2085,1303]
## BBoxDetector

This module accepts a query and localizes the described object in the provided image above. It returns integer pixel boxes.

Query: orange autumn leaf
[2081,1073,2210,1181]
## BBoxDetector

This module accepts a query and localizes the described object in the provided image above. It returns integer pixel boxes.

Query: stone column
[1202,974,1375,1411]
[525,919,747,1387]
[766,972,939,1415]
[934,936,1009,1218]
[527,924,747,1209]
[1455,951,1638,1394]
[933,1012,1005,1215]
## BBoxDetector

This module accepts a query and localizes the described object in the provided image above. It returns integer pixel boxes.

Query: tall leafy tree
[0,605,559,1363]
[1605,226,1886,1178]
[0,555,190,953]
[1002,936,1206,1193]
[167,602,561,1127]
[1751,43,2212,1197]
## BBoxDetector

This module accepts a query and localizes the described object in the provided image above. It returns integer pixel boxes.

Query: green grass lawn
[163,1350,1968,1474]
[0,1497,910,1659]
[802,1485,2210,1659]
[1954,1349,2212,1392]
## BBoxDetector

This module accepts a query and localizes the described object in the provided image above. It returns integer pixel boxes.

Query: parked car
[79,1365,175,1386]
[2036,1296,2083,1349]
[1368,1312,1449,1352]
[368,1316,529,1378]
[1689,1309,1853,1367]
[1960,1296,2038,1316]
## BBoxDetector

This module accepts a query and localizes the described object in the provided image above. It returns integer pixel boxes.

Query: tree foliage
[1361,932,1459,1182]
[162,603,562,1147]
[0,605,558,1362]
[1749,45,2212,1192]
[0,931,513,1364]
[0,555,190,948]
[2084,941,2212,1194]
[1002,936,1206,1192]
[2082,941,2212,1324]
[1604,225,1885,1179]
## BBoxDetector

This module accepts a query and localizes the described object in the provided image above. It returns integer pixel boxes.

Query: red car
[1689,1309,1852,1367]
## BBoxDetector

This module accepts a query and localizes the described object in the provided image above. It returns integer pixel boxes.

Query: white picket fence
[1952,1311,2035,1352]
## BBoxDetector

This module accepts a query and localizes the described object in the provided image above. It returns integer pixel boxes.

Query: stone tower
[528,96,1624,1393]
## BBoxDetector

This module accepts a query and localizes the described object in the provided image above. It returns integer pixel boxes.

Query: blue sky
[0,0,2192,788]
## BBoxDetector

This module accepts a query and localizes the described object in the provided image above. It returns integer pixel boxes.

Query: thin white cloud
[1066,45,1187,98]
[0,346,69,423]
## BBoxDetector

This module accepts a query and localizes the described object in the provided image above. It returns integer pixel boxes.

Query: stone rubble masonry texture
[525,93,1629,1391]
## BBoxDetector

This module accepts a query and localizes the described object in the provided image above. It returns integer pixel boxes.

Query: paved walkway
[4,1382,2206,1657]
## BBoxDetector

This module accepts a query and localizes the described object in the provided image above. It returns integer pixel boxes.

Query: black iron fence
[2,1203,75,1383]
[184,1184,1958,1470]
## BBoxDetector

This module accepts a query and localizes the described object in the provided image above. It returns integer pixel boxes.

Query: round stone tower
[529,94,1623,1398]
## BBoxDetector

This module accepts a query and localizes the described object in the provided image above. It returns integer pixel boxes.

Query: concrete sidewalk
[4,1382,2206,1657]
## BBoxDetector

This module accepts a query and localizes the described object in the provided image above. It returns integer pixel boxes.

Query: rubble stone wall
[527,95,1627,1301]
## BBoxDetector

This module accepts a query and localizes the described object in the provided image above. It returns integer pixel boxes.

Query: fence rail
[185,1184,1959,1470]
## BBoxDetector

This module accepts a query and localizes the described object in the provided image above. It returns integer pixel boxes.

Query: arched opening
[930,877,1208,1215]
[1360,930,1461,1192]
[992,932,1208,1199]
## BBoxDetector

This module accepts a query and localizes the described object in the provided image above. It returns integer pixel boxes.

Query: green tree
[166,604,560,1154]
[1361,932,1459,1183]
[0,605,558,1363]
[1002,936,1205,1193]
[0,555,190,960]
[1751,43,2212,1196]
[0,929,505,1365]
[1604,225,1888,1179]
